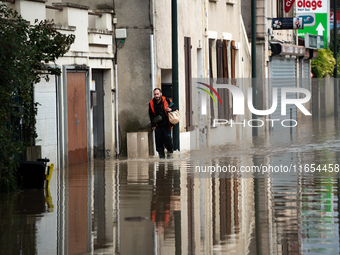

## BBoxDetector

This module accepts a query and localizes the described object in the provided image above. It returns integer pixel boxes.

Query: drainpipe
[115,64,119,156]
[113,0,120,156]
[150,35,157,156]
[251,0,258,136]
[172,0,180,151]
[252,2,261,255]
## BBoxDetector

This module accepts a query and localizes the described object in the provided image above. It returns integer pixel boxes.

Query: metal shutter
[270,56,297,129]
[304,60,310,91]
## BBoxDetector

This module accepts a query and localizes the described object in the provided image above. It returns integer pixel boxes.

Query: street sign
[296,0,329,48]
[305,34,325,49]
[330,10,340,29]
[272,17,304,30]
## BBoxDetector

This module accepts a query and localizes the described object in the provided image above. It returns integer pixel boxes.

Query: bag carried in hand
[168,110,181,125]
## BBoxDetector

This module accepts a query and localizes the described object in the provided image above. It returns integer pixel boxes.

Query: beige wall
[155,0,252,149]
[10,0,254,156]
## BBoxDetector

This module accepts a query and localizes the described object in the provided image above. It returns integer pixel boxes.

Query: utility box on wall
[115,29,127,39]
[127,132,149,158]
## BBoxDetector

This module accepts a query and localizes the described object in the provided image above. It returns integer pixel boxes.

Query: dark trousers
[155,125,173,153]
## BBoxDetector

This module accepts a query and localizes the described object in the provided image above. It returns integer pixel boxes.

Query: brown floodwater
[1,117,340,254]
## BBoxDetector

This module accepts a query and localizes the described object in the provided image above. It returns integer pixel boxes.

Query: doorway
[67,72,88,166]
[92,70,105,158]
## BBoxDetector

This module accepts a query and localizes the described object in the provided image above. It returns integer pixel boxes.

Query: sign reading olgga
[197,82,311,128]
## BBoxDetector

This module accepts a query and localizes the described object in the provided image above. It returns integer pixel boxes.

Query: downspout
[252,2,261,255]
[150,35,157,156]
[172,0,180,151]
[113,0,120,156]
[251,0,258,136]
[115,64,119,156]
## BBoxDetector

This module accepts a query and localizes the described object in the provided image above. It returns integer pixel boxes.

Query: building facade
[8,0,116,168]
[9,0,253,166]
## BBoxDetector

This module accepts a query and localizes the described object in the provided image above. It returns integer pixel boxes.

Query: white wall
[35,76,59,168]
[10,0,46,24]
[11,0,116,162]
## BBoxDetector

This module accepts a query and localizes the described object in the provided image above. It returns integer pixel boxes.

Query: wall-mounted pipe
[150,35,157,156]
[115,64,119,156]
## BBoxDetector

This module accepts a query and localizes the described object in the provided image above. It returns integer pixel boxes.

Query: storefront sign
[297,13,316,27]
[285,0,295,13]
[296,0,329,47]
[272,17,304,30]
[305,34,324,49]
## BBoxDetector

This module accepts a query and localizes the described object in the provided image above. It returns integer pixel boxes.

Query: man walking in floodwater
[149,88,177,159]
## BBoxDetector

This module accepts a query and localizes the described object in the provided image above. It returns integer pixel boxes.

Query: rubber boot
[167,148,173,159]
[159,151,165,159]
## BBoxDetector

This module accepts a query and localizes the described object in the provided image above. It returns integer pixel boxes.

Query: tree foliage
[311,48,336,78]
[0,2,75,192]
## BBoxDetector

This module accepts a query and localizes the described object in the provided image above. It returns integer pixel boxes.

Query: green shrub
[0,2,74,192]
[311,48,336,78]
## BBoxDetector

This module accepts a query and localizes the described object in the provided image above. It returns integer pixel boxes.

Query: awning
[270,42,305,57]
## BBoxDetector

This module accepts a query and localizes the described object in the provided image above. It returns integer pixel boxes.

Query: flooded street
[1,116,340,255]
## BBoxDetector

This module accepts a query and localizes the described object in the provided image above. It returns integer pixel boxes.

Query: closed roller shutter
[304,60,310,91]
[270,56,297,129]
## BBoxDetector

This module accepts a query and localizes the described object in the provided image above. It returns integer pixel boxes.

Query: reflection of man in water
[151,163,174,234]
[149,88,177,159]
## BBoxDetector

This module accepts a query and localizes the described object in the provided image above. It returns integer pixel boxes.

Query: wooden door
[67,72,87,166]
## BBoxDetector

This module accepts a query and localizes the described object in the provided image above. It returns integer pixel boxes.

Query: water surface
[1,117,340,254]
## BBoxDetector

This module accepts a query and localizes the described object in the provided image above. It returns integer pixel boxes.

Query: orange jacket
[149,96,171,127]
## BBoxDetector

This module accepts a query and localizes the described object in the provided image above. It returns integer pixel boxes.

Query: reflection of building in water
[300,177,338,254]
[92,160,116,253]
[17,119,340,254]
[67,164,89,254]
[152,159,256,255]
[270,174,302,255]
[55,157,338,254]
[262,151,302,255]
[0,190,46,254]
[265,142,338,255]
[57,164,91,254]
[268,171,338,255]
[57,161,118,255]
[119,161,155,254]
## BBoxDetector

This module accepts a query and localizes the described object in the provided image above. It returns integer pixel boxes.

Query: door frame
[59,65,91,167]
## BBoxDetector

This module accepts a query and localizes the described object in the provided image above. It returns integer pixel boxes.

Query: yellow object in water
[45,187,54,212]
[45,163,54,212]
[45,163,54,189]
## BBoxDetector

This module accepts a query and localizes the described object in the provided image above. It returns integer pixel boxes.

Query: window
[226,0,236,5]
[210,39,238,123]
[277,0,284,17]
